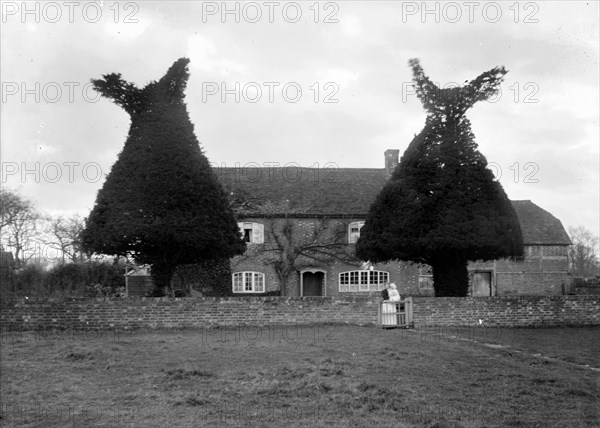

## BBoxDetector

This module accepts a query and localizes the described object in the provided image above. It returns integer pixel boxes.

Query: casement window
[339,270,389,292]
[238,222,264,244]
[418,265,434,294]
[418,275,434,293]
[232,272,265,293]
[348,221,365,243]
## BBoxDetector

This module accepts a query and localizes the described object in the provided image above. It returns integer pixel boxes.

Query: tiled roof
[215,167,571,245]
[511,200,572,245]
[216,167,390,216]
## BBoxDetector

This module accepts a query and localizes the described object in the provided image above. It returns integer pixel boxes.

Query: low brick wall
[574,284,600,295]
[0,296,378,330]
[0,295,598,331]
[412,296,600,327]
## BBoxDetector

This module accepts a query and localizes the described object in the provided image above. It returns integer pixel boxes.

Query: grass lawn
[1,325,598,427]
[414,325,600,367]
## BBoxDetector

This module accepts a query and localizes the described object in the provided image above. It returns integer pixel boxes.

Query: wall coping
[1,294,598,306]
[0,295,380,305]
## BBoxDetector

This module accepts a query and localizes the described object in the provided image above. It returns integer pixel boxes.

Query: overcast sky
[1,1,599,237]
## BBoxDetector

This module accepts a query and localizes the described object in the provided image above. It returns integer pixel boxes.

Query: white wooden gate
[378,297,413,328]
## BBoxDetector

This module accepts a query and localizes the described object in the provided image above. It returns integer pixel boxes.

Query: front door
[472,271,493,296]
[302,272,324,296]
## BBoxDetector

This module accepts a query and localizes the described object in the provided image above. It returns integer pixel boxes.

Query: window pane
[254,273,264,292]
[528,246,541,257]
[245,272,252,291]
[233,273,242,292]
[369,271,376,284]
[368,271,375,291]
[360,271,368,284]
[418,275,434,292]
[359,271,369,290]
[348,222,365,244]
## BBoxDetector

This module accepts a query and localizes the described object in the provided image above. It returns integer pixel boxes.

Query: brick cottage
[207,150,571,298]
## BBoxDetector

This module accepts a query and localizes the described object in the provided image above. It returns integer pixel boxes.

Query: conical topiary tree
[81,58,245,294]
[356,59,523,297]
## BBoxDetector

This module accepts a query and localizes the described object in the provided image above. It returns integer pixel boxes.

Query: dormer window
[238,222,264,244]
[348,221,365,244]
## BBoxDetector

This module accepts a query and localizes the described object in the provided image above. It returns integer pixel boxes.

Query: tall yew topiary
[81,58,245,293]
[357,59,523,297]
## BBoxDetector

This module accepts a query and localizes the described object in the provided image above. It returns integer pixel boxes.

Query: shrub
[173,259,233,297]
[7,261,125,298]
[12,263,47,298]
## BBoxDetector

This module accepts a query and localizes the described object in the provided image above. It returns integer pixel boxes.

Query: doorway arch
[300,269,326,296]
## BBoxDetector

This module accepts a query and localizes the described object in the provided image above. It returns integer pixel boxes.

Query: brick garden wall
[574,284,600,295]
[0,297,377,330]
[1,295,598,331]
[411,296,599,327]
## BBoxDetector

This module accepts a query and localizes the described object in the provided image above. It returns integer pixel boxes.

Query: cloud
[103,18,152,40]
[340,14,362,37]
[316,68,359,90]
[187,34,247,76]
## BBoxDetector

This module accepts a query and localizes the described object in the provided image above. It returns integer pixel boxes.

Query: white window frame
[418,274,434,292]
[232,271,265,293]
[348,221,365,244]
[339,270,389,292]
[238,222,264,244]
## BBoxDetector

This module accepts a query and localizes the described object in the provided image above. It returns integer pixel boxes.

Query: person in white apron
[382,283,400,326]
[388,283,400,302]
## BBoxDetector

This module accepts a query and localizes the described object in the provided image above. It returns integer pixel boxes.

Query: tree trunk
[431,252,469,297]
[151,262,175,296]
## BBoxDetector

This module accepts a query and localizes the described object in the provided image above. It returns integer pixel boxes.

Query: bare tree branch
[233,202,362,294]
[568,225,599,277]
[0,188,42,266]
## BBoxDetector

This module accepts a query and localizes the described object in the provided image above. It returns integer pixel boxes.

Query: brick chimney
[384,149,399,174]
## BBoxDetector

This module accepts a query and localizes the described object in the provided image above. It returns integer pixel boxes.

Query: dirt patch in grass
[1,325,598,427]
